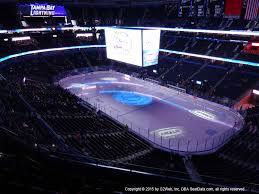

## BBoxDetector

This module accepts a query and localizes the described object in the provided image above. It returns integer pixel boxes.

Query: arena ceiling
[4,0,178,6]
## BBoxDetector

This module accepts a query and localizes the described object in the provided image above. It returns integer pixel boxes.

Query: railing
[51,150,259,192]
[167,84,186,93]
[86,95,243,154]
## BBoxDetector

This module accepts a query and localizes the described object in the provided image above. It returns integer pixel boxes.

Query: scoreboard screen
[142,30,161,67]
[105,28,142,66]
[105,28,160,67]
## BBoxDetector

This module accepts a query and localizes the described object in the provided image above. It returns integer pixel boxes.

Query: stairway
[0,74,6,81]
[164,38,177,49]
[232,53,240,59]
[206,49,212,55]
[183,156,203,182]
[212,66,236,92]
[158,61,180,80]
[112,148,154,163]
[187,62,208,81]
[226,20,233,28]
[233,45,241,53]
[214,43,222,50]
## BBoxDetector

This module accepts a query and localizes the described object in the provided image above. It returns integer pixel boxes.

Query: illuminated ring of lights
[0,45,258,67]
[2,26,259,36]
[0,45,106,63]
[160,49,259,67]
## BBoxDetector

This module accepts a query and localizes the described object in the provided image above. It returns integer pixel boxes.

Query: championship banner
[224,0,243,18]
[207,0,224,17]
[192,0,206,17]
[178,0,192,17]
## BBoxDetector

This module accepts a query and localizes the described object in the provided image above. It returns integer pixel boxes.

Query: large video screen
[142,30,161,67]
[105,28,142,66]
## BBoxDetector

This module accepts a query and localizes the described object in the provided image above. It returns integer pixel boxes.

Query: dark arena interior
[0,0,259,193]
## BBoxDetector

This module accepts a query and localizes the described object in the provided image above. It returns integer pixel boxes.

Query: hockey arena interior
[0,0,259,193]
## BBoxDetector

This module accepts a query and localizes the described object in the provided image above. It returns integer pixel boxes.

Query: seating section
[192,106,259,190]
[215,68,258,99]
[192,65,226,85]
[237,52,259,63]
[187,39,212,54]
[14,81,151,159]
[192,154,258,189]
[0,80,55,148]
[162,60,203,84]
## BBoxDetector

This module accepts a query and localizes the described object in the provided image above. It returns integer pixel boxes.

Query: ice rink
[58,71,244,154]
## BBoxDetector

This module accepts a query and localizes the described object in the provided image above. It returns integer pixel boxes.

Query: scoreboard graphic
[105,28,160,67]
